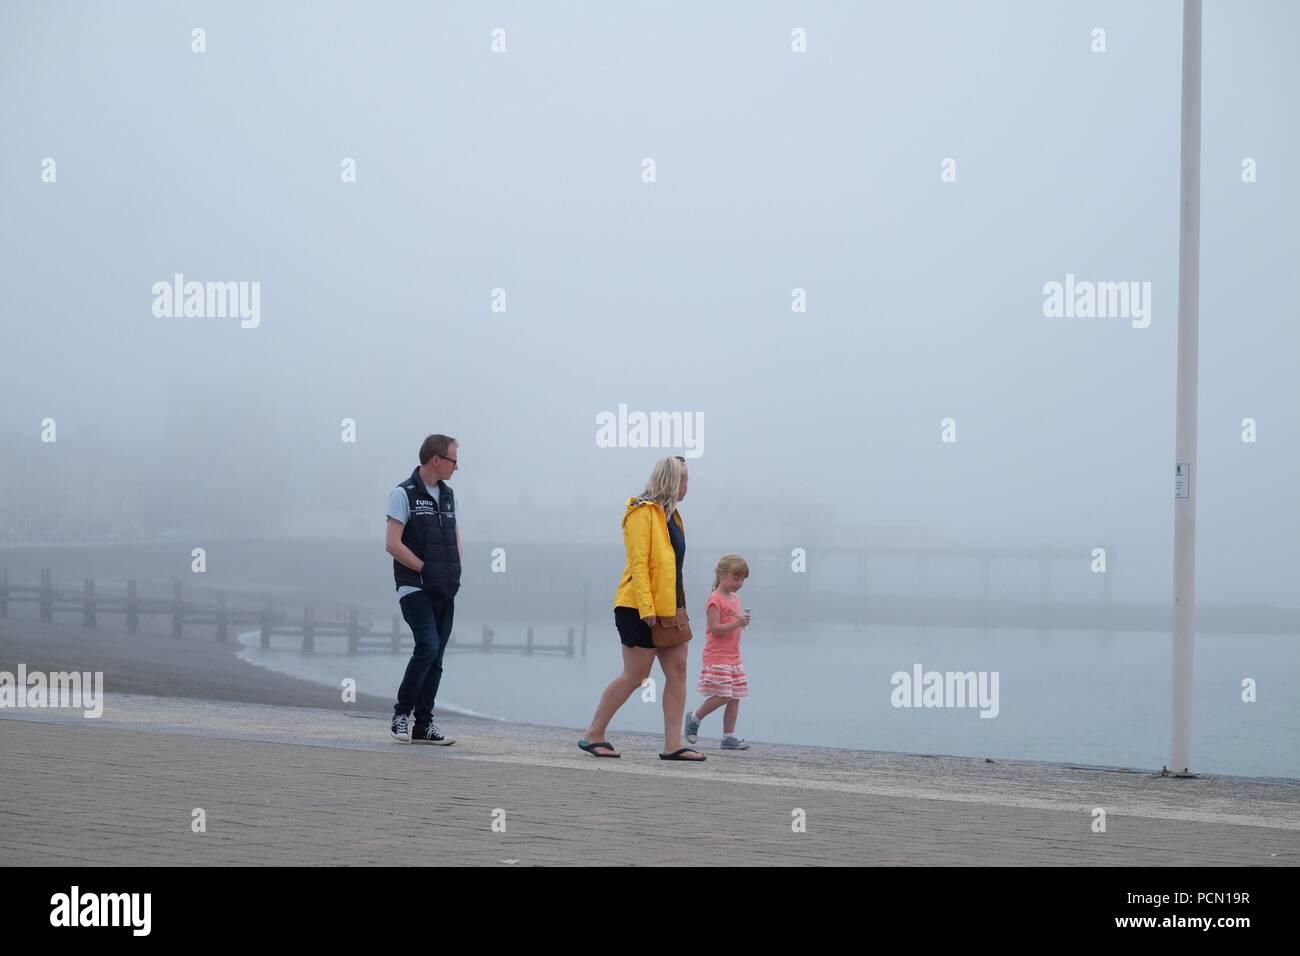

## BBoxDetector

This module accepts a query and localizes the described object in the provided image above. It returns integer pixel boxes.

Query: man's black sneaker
[411,722,455,746]
[390,713,412,743]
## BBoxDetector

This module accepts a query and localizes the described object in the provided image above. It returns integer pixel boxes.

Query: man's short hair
[419,434,458,465]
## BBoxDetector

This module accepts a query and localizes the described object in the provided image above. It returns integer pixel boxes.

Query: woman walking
[580,456,704,761]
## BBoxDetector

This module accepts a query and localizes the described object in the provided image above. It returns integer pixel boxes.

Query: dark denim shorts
[614,605,654,649]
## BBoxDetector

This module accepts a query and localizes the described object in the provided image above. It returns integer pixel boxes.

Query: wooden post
[1103,554,1114,637]
[526,625,534,655]
[172,580,183,639]
[581,577,590,659]
[260,593,273,649]
[303,604,315,654]
[40,568,52,622]
[917,555,929,631]
[978,557,991,632]
[83,578,95,628]
[391,614,401,654]
[126,579,139,633]
[346,605,358,655]
[566,626,575,658]
[216,591,228,643]
[482,624,490,650]
[1039,554,1051,636]
[857,554,868,625]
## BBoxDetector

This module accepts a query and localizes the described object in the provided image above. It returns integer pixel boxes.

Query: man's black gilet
[393,467,460,599]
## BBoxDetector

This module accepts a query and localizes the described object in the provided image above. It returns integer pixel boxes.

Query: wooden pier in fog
[0,569,584,657]
[4,540,1297,648]
[758,543,1115,632]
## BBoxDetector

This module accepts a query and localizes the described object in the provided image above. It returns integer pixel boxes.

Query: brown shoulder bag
[650,578,692,647]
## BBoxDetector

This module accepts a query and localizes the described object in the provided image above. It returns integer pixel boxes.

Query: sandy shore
[0,615,407,715]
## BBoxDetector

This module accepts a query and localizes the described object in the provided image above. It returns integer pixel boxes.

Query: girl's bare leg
[722,699,740,736]
[693,695,727,721]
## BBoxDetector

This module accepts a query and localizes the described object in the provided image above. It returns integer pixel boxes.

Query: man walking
[386,434,462,745]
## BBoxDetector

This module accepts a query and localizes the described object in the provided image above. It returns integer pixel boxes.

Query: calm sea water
[240,622,1298,778]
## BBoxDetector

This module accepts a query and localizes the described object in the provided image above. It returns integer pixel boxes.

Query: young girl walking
[684,554,751,749]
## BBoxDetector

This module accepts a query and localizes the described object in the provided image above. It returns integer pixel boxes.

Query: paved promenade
[3,695,1297,866]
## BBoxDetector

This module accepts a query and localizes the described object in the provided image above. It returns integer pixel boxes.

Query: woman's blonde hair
[712,554,750,591]
[634,456,686,517]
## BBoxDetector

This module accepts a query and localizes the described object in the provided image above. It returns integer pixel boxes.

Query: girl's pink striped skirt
[697,662,748,699]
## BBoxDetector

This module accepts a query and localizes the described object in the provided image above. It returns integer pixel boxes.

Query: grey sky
[1,1,1296,609]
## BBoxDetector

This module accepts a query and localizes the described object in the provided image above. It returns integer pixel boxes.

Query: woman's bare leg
[584,644,656,755]
[655,642,702,757]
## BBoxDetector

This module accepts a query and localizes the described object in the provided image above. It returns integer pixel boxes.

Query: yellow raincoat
[612,497,682,619]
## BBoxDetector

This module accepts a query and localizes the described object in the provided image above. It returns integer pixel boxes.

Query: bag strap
[669,510,686,609]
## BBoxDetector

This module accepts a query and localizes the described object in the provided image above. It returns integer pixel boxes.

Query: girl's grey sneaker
[412,722,455,746]
[390,713,412,743]
[684,710,701,744]
[721,735,750,750]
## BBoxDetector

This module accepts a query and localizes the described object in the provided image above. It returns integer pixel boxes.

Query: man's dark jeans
[394,589,455,723]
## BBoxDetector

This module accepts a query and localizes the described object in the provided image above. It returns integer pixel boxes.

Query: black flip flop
[659,748,706,761]
[579,739,621,758]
